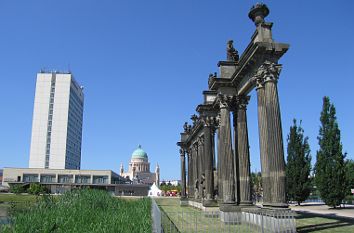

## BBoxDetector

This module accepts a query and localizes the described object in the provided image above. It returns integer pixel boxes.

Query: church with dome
[120,145,160,186]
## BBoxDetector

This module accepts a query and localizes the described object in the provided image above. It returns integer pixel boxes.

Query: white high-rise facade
[29,72,84,169]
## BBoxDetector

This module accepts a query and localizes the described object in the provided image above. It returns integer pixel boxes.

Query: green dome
[131,145,148,159]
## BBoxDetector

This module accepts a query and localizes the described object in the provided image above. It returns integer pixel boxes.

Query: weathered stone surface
[236,96,253,206]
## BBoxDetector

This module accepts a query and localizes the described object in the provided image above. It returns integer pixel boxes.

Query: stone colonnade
[177,3,289,210]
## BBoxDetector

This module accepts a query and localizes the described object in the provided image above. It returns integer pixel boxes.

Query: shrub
[9,184,25,194]
[27,183,47,195]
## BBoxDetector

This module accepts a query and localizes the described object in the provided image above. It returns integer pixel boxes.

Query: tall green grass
[1,189,151,233]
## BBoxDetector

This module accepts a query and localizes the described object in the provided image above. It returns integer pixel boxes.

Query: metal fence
[152,199,296,233]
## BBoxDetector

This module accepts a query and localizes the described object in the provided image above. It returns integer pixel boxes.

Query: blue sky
[0,1,353,180]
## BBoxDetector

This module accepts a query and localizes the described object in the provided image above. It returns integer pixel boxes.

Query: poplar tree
[315,96,347,208]
[286,119,311,205]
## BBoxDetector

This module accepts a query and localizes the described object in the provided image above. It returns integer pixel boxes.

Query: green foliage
[346,159,354,195]
[251,172,262,201]
[160,182,181,194]
[27,183,47,195]
[315,96,347,208]
[1,189,151,233]
[286,119,312,205]
[9,184,25,194]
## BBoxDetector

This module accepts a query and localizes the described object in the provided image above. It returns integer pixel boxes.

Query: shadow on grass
[296,212,354,233]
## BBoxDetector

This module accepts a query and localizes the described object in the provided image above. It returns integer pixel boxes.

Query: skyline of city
[1,1,354,180]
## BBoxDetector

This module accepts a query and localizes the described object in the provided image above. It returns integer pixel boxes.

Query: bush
[1,189,152,233]
[9,184,25,194]
[27,183,47,195]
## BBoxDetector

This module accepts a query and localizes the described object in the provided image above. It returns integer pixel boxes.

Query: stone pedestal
[180,197,188,206]
[241,207,296,233]
[202,199,218,207]
[219,204,242,224]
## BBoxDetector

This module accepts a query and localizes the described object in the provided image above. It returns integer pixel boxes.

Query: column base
[241,207,296,233]
[220,203,241,225]
[219,203,242,224]
[240,201,253,206]
[202,199,218,207]
[180,197,188,206]
[262,202,289,209]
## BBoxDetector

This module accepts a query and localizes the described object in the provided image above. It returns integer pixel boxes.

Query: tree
[315,96,347,208]
[346,159,354,195]
[286,119,312,205]
[251,172,262,202]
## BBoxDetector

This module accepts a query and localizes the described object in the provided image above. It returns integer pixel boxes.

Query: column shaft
[257,84,271,205]
[264,80,287,207]
[198,138,204,199]
[232,111,240,204]
[180,150,187,198]
[193,144,199,199]
[219,105,235,204]
[237,98,252,205]
[217,128,223,201]
[204,126,214,201]
[187,149,194,198]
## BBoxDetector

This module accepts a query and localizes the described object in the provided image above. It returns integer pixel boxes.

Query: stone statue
[183,122,188,132]
[194,179,199,199]
[191,114,199,126]
[227,40,239,62]
[200,174,206,199]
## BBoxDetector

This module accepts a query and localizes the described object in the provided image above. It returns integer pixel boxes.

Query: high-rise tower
[29,71,84,169]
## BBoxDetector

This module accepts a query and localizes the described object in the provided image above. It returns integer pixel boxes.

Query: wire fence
[152,199,296,233]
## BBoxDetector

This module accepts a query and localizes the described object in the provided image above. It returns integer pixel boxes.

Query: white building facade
[29,72,84,169]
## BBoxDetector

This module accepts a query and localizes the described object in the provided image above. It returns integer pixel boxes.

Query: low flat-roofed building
[2,167,149,196]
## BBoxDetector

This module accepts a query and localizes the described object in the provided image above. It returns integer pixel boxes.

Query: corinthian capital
[179,148,185,156]
[237,95,251,110]
[198,136,205,146]
[254,61,282,88]
[217,94,235,109]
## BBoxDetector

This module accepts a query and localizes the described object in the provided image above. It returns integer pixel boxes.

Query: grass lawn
[0,194,38,203]
[155,198,257,233]
[156,198,354,233]
[296,212,354,233]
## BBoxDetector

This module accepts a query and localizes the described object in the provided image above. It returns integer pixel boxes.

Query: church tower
[120,163,124,176]
[155,163,160,187]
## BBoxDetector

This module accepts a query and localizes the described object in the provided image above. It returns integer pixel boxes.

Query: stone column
[198,136,204,200]
[180,148,187,199]
[255,61,287,208]
[187,147,193,199]
[218,95,236,206]
[216,121,223,202]
[192,143,199,199]
[237,96,253,205]
[232,108,240,205]
[203,117,216,205]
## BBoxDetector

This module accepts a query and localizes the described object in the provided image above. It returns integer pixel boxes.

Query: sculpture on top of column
[226,40,239,62]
